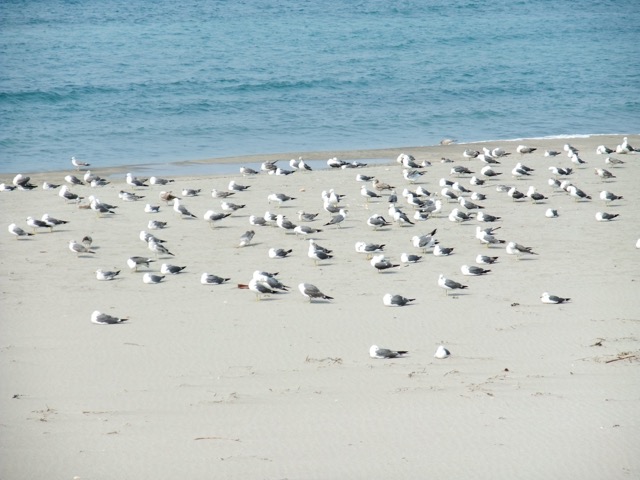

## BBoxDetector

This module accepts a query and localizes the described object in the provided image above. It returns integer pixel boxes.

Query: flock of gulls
[3,136,637,358]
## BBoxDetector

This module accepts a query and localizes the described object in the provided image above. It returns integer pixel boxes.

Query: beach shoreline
[1,134,639,479]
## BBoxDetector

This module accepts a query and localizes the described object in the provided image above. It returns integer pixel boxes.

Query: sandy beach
[1,134,639,479]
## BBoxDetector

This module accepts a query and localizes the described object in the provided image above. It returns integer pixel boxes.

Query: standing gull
[127,256,155,271]
[438,274,468,296]
[71,156,90,170]
[173,199,197,218]
[8,223,34,239]
[506,241,538,259]
[298,283,333,302]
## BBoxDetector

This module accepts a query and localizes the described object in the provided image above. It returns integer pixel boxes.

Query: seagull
[370,254,399,272]
[463,149,479,159]
[149,176,175,185]
[96,269,120,281]
[506,241,538,259]
[69,240,95,256]
[566,185,591,201]
[448,208,473,224]
[240,166,259,176]
[146,239,173,257]
[480,166,501,178]
[544,150,562,157]
[142,273,165,284]
[545,208,559,218]
[244,278,279,300]
[327,157,347,168]
[367,214,391,229]
[297,211,319,222]
[276,214,297,232]
[459,197,484,210]
[238,230,255,247]
[438,274,468,296]
[369,345,408,359]
[0,183,17,191]
[356,173,375,182]
[476,254,498,265]
[90,197,116,216]
[476,211,501,222]
[516,145,537,154]
[433,244,454,256]
[8,223,34,239]
[91,311,127,325]
[12,174,37,189]
[261,160,278,173]
[540,292,570,304]
[372,179,394,192]
[599,190,623,204]
[476,226,505,246]
[268,193,296,206]
[355,241,385,258]
[604,156,625,166]
[228,180,250,192]
[201,273,230,285]
[298,283,333,302]
[361,185,382,202]
[126,173,149,188]
[253,271,289,292]
[450,165,473,176]
[411,230,438,252]
[461,264,490,276]
[144,204,160,213]
[324,209,348,228]
[181,188,201,197]
[596,145,614,154]
[203,210,231,228]
[41,214,69,230]
[119,190,145,202]
[249,215,268,226]
[71,156,90,170]
[382,293,415,307]
[64,174,84,186]
[595,212,619,222]
[160,191,180,204]
[26,216,49,233]
[594,168,615,180]
[403,169,425,183]
[507,187,526,201]
[526,186,548,203]
[127,256,155,271]
[268,247,292,259]
[211,189,235,198]
[308,239,333,265]
[161,264,186,274]
[400,252,422,263]
[294,225,323,237]
[173,199,197,218]
[434,345,451,359]
[570,153,587,166]
[59,185,83,203]
[221,201,245,212]
[548,166,573,177]
[470,176,485,186]
[452,182,471,194]
[392,208,415,226]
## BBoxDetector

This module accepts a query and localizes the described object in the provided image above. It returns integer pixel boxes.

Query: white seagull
[298,283,333,302]
[369,345,408,359]
[434,345,451,359]
[540,292,571,304]
[382,293,415,307]
[91,311,127,325]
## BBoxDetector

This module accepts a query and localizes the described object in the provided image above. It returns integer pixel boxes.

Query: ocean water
[1,0,639,174]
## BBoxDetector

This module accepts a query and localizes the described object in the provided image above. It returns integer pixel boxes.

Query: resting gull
[434,345,451,359]
[91,311,127,325]
[8,223,34,239]
[540,292,570,304]
[370,345,408,359]
[96,269,120,281]
[382,293,415,307]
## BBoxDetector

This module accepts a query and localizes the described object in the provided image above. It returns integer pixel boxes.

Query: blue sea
[1,0,639,174]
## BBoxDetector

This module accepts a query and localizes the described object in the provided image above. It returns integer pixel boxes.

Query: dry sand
[1,135,639,479]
